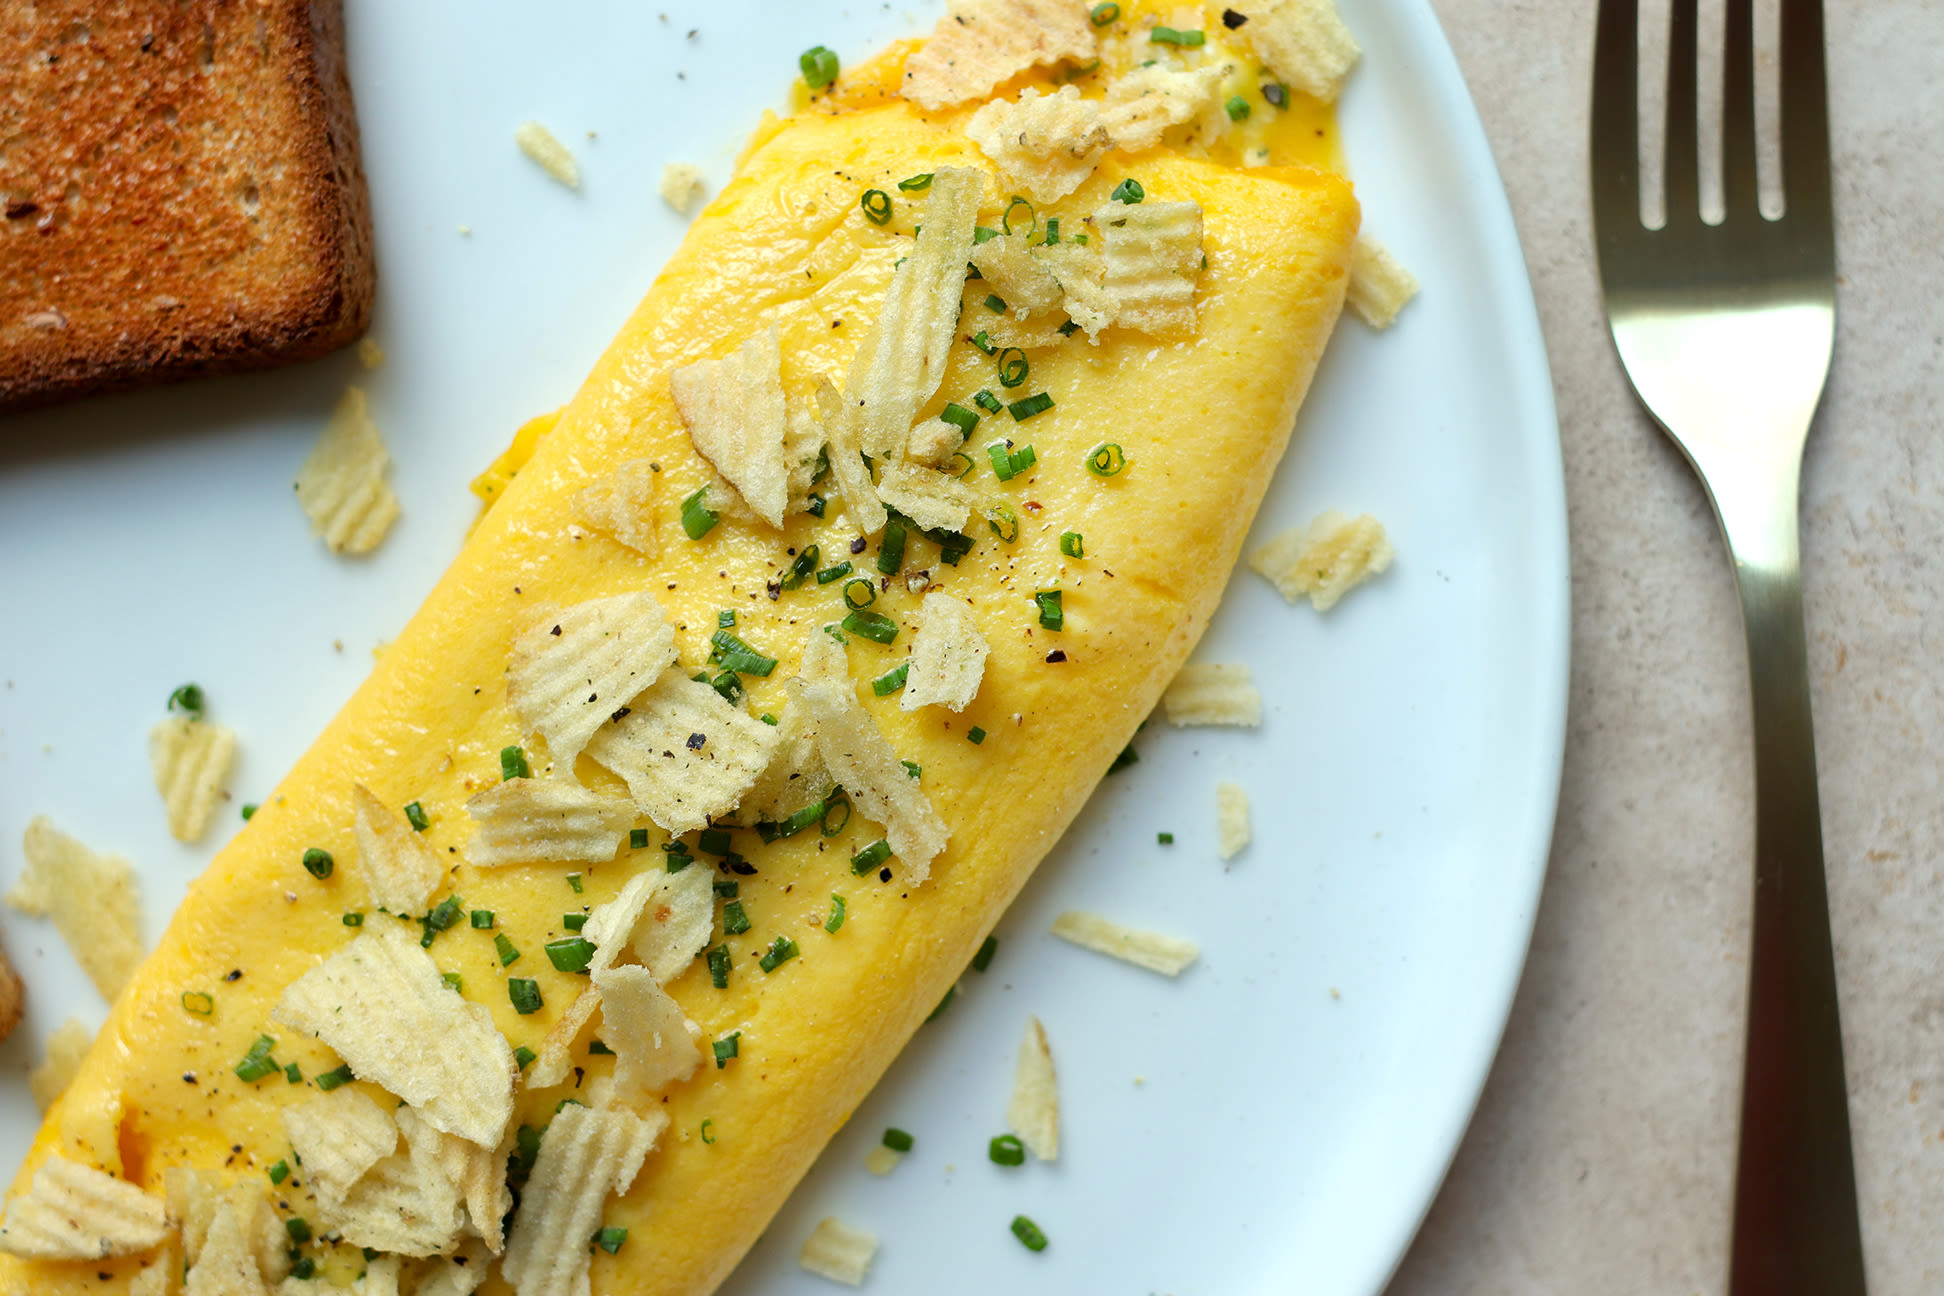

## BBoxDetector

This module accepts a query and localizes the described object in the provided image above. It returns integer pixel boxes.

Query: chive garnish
[714,1032,740,1068]
[708,944,732,989]
[699,827,732,856]
[285,1216,313,1245]
[1108,743,1140,772]
[440,972,463,993]
[988,441,1035,480]
[403,801,430,832]
[680,486,719,539]
[821,794,853,837]
[974,389,1004,414]
[241,803,257,821]
[968,726,988,744]
[544,937,597,973]
[1090,1,1119,24]
[233,1035,278,1083]
[1011,1215,1049,1252]
[500,745,531,781]
[989,1134,1026,1166]
[1111,177,1145,204]
[564,912,588,931]
[567,872,584,893]
[871,663,909,696]
[758,936,799,973]
[167,683,204,715]
[1226,94,1251,121]
[714,877,739,898]
[710,628,779,675]
[1086,442,1128,476]
[939,401,980,437]
[817,561,853,584]
[986,504,1019,543]
[701,1119,717,1143]
[851,839,892,876]
[841,609,898,644]
[970,329,996,354]
[343,911,364,926]
[495,933,521,966]
[181,990,214,1016]
[315,1063,355,1091]
[997,348,1029,388]
[898,173,933,192]
[508,978,543,1014]
[595,1226,628,1255]
[902,760,922,779]
[799,45,839,90]
[471,909,494,929]
[972,935,999,972]
[1008,392,1054,421]
[268,1160,290,1185]
[877,516,908,576]
[291,1259,317,1280]
[883,1127,914,1152]
[972,225,1000,245]
[1042,217,1060,245]
[983,293,1008,314]
[721,901,751,935]
[1035,590,1064,631]
[427,895,464,932]
[843,578,877,611]
[630,828,649,850]
[806,493,827,517]
[1060,531,1084,558]
[301,848,334,880]
[860,189,893,225]
[1149,25,1204,45]
[825,894,847,933]
[1000,195,1035,237]
[718,608,737,629]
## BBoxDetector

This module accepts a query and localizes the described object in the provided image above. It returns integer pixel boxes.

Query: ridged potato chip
[353,784,442,914]
[1345,234,1419,329]
[281,1088,399,1207]
[672,323,791,528]
[1248,509,1394,609]
[967,85,1109,204]
[150,714,238,844]
[813,377,887,535]
[793,675,948,882]
[1051,910,1200,975]
[968,229,1066,316]
[411,1240,494,1296]
[1006,1014,1059,1160]
[465,777,635,869]
[294,386,401,556]
[739,701,835,823]
[902,592,988,713]
[181,1196,262,1293]
[1217,781,1251,860]
[1160,662,1262,727]
[594,965,703,1104]
[319,1105,466,1258]
[1235,0,1361,103]
[507,591,679,769]
[358,1253,405,1296]
[1035,242,1116,339]
[1100,63,1229,152]
[571,458,661,558]
[901,0,1095,110]
[903,416,964,470]
[873,461,974,533]
[272,922,515,1148]
[129,1244,177,1296]
[0,1153,167,1260]
[515,122,579,189]
[785,396,829,514]
[499,1104,665,1296]
[798,1216,879,1286]
[10,816,143,1001]
[1097,198,1204,334]
[584,672,780,837]
[28,1017,92,1113]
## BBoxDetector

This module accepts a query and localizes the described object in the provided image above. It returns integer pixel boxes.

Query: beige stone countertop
[1387,2,1942,1293]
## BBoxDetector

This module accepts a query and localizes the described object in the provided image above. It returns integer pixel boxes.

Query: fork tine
[1663,0,1701,225]
[1779,0,1833,225]
[1589,0,1641,231]
[1721,0,1759,216]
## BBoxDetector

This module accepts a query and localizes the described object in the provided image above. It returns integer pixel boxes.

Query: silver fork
[1590,1,1865,1292]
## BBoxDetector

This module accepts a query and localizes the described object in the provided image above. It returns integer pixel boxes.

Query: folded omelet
[1,7,1357,1293]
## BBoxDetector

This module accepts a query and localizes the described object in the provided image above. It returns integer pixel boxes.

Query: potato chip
[813,377,887,535]
[1036,242,1116,339]
[162,1168,283,1285]
[659,161,705,214]
[1006,1014,1059,1160]
[163,1166,219,1263]
[294,387,401,556]
[507,592,680,770]
[181,1196,263,1295]
[281,1088,399,1207]
[904,416,965,470]
[453,1135,513,1255]
[29,1017,92,1113]
[465,777,635,869]
[873,461,975,533]
[842,168,983,459]
[672,322,792,528]
[902,592,989,713]
[785,396,828,514]
[11,816,143,1000]
[798,1216,879,1286]
[966,85,1108,203]
[571,458,661,558]
[358,1254,404,1296]
[1100,63,1229,152]
[1160,662,1261,727]
[1050,910,1200,975]
[1217,781,1251,861]
[129,1244,178,1296]
[863,1146,904,1176]
[971,305,1082,350]
[149,713,238,845]
[901,0,1096,110]
[515,121,579,188]
[0,1153,167,1260]
[353,784,442,914]
[739,701,836,824]
[1345,234,1419,329]
[320,1105,467,1258]
[499,1104,665,1296]
[357,337,386,370]
[410,1240,494,1296]
[1249,509,1394,610]
[272,922,515,1148]
[967,230,1066,316]
[584,672,780,837]
[1236,0,1361,103]
[793,675,949,883]
[594,965,703,1104]
[1096,198,1204,335]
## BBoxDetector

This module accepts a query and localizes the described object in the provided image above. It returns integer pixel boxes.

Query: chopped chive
[314,1063,355,1091]
[495,933,521,966]
[630,828,649,850]
[898,172,933,192]
[471,909,495,929]
[1090,1,1119,23]
[285,1216,313,1245]
[925,985,956,1021]
[825,895,847,933]
[769,798,828,841]
[806,493,827,517]
[181,990,214,1016]
[1042,216,1060,245]
[972,935,999,972]
[877,517,908,576]
[1226,94,1251,121]
[234,1035,278,1082]
[859,189,894,225]
[713,1032,741,1068]
[1008,392,1054,421]
[563,912,588,931]
[1086,442,1128,476]
[1059,531,1085,559]
[983,292,1008,314]
[713,877,739,898]
[500,745,531,781]
[721,901,751,935]
[718,608,737,629]
[997,348,1029,388]
[427,895,465,932]
[1159,831,1176,844]
[343,911,364,927]
[799,45,839,90]
[440,972,464,994]
[902,760,922,780]
[1011,1215,1049,1252]
[758,936,799,973]
[710,628,780,675]
[508,978,543,1014]
[816,561,853,584]
[986,504,1019,543]
[515,1124,543,1172]
[282,1062,301,1083]
[545,937,597,973]
[567,872,584,893]
[594,1225,628,1255]
[680,485,720,539]
[851,839,893,876]
[1111,177,1146,204]
[403,801,430,832]
[932,526,975,565]
[988,441,1036,480]
[968,726,988,744]
[241,803,258,821]
[761,713,779,725]
[1074,233,1089,246]
[1035,590,1064,631]
[1149,25,1205,46]
[710,669,744,703]
[841,610,898,644]
[1000,195,1035,237]
[871,663,910,697]
[701,1118,717,1144]
[939,402,980,437]
[506,1045,533,1071]
[1108,743,1140,772]
[972,225,1000,245]
[821,795,853,837]
[167,683,205,715]
[268,1160,290,1185]
[989,1134,1026,1166]
[973,389,1004,416]
[301,848,333,880]
[699,828,732,856]
[707,944,732,989]
[290,1258,317,1280]
[883,1127,915,1152]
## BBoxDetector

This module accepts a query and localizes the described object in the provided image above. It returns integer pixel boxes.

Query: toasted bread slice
[0,0,374,413]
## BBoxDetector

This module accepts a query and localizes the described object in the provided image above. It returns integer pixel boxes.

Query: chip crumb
[1217,781,1251,861]
[1248,510,1394,609]
[1236,0,1362,103]
[356,337,385,369]
[863,1145,904,1176]
[10,817,143,1000]
[516,121,581,188]
[1006,1015,1059,1161]
[28,1017,92,1113]
[660,161,706,214]
[1160,662,1261,727]
[902,592,989,713]
[0,1153,167,1259]
[1051,910,1200,976]
[1345,234,1419,329]
[900,0,1096,110]
[294,386,401,555]
[799,1216,879,1286]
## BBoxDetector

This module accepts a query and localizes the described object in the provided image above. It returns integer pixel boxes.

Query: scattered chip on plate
[1160,662,1262,727]
[353,783,443,914]
[798,1215,879,1286]
[28,1018,93,1114]
[516,121,580,188]
[357,337,386,370]
[507,591,680,767]
[9,816,143,1000]
[294,385,402,555]
[499,1104,665,1296]
[1236,0,1362,103]
[1051,910,1200,975]
[899,0,1096,110]
[1006,1014,1059,1161]
[863,1145,904,1176]
[0,1154,166,1260]
[148,711,238,844]
[1345,234,1419,329]
[902,592,989,713]
[1249,509,1395,609]
[660,161,706,214]
[1217,781,1252,860]
[465,776,636,868]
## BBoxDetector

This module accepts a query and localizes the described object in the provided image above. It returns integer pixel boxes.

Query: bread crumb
[515,121,580,189]
[660,162,706,214]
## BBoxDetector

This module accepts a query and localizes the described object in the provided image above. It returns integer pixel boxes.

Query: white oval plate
[0,2,1565,1292]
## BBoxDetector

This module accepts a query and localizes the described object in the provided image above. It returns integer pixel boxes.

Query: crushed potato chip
[353,784,442,914]
[794,675,948,882]
[411,1240,494,1296]
[515,121,580,188]
[358,1254,405,1296]
[437,1132,513,1256]
[164,1166,286,1283]
[319,1105,467,1258]
[1237,0,1361,103]
[594,965,702,1104]
[466,777,635,869]
[1160,662,1262,727]
[1100,63,1229,152]
[149,713,238,845]
[1051,910,1200,975]
[0,1153,167,1260]
[272,922,515,1148]
[798,1216,879,1287]
[1249,510,1394,610]
[281,1088,400,1207]
[11,816,143,1001]
[507,592,679,768]
[902,0,1096,110]
[785,396,828,514]
[29,1017,94,1113]
[1036,242,1116,339]
[904,416,964,469]
[572,457,661,557]
[672,323,792,528]
[585,672,780,837]
[1217,781,1251,861]
[1345,235,1419,329]
[129,1245,177,1296]
[902,592,988,713]
[968,230,1066,315]
[181,1195,264,1293]
[966,85,1108,203]
[842,167,983,459]
[500,1104,664,1296]
[813,377,887,535]
[659,161,705,214]
[863,1146,904,1176]
[1007,1015,1060,1161]
[294,386,401,556]
[740,701,836,823]
[1097,198,1204,334]
[357,337,385,370]
[873,461,975,533]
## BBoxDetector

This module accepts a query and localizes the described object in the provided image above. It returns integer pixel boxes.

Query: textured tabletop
[1390,2,1942,1292]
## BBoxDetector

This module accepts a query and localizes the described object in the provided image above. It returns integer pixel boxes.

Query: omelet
[0,5,1358,1293]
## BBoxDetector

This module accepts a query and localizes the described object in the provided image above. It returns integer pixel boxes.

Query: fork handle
[1711,460,1868,1296]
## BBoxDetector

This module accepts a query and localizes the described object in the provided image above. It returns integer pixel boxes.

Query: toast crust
[0,0,375,413]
